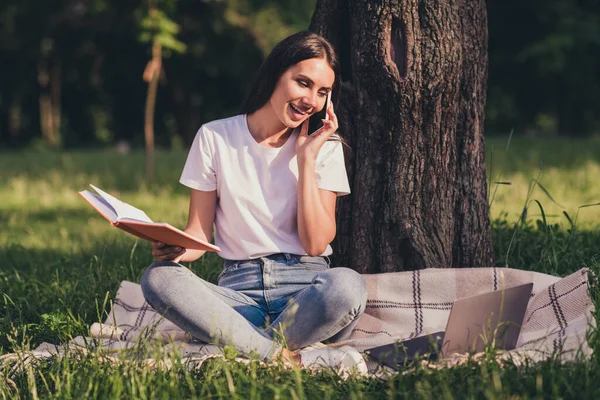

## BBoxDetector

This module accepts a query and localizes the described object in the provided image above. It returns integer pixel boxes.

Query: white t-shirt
[179,114,351,260]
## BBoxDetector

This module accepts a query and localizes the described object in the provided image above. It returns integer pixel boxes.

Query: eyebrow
[297,74,332,91]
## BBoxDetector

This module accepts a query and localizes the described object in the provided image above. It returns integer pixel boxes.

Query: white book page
[90,185,153,223]
[80,191,118,222]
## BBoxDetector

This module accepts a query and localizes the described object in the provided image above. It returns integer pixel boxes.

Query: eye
[318,91,328,97]
[297,79,309,88]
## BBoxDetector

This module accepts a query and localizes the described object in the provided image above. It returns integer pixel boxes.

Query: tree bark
[310,0,494,273]
[37,56,61,148]
[144,42,161,180]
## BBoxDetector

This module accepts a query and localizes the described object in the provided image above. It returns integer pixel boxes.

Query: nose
[302,91,319,111]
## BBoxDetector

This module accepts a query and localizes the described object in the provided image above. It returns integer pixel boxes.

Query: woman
[140,31,367,365]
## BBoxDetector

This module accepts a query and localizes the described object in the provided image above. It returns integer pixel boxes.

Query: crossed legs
[140,260,367,360]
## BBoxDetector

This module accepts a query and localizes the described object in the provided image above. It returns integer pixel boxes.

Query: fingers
[327,102,339,130]
[299,120,309,137]
[154,247,185,261]
[319,118,336,134]
[299,102,338,143]
[152,241,186,261]
[323,103,339,134]
[315,114,338,138]
[306,107,338,138]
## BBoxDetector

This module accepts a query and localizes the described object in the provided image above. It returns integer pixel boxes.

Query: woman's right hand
[151,241,186,262]
[296,101,339,162]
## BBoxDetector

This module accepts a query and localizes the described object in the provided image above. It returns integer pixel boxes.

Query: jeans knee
[319,268,367,318]
[140,261,180,305]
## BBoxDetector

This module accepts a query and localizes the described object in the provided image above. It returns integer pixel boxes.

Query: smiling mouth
[290,103,310,115]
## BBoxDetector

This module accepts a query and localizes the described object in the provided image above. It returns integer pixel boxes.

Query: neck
[246,104,291,144]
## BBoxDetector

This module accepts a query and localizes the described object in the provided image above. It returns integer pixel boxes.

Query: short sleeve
[314,139,351,196]
[179,126,217,191]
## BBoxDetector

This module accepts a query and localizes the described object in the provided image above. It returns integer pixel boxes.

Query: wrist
[180,249,203,263]
[297,153,316,167]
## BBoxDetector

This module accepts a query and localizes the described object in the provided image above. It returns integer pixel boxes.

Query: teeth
[290,104,307,115]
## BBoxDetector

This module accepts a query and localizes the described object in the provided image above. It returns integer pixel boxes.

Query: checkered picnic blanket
[22,267,596,374]
[334,267,595,370]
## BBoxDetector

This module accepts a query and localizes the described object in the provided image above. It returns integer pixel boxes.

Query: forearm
[297,157,336,256]
[178,248,206,263]
[178,226,210,262]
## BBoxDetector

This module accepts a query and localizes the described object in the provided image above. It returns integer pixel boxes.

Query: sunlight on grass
[486,137,600,228]
[1,151,190,252]
[488,161,600,228]
[1,138,600,398]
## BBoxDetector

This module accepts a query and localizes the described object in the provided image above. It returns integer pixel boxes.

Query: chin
[281,107,308,129]
[282,116,304,129]
[289,120,305,129]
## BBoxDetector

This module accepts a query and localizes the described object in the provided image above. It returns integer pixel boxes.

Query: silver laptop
[365,282,533,368]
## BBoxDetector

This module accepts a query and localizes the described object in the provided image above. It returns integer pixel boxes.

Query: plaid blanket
[15,267,596,375]
[334,267,595,370]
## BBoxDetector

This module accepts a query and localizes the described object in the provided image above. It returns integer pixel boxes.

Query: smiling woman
[138,31,367,368]
[245,57,334,147]
[241,32,341,117]
[265,59,334,126]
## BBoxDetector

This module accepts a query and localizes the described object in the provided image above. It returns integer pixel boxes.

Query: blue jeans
[140,253,367,360]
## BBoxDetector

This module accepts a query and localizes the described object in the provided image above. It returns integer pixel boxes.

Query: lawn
[1,136,600,398]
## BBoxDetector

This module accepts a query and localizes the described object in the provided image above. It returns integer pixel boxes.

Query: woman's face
[268,57,335,129]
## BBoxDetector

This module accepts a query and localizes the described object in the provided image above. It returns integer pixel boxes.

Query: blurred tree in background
[0,0,598,150]
[487,0,600,136]
[139,0,186,178]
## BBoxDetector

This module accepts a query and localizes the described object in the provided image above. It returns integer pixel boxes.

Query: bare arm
[151,188,217,262]
[297,159,337,256]
[179,188,217,262]
[295,102,340,256]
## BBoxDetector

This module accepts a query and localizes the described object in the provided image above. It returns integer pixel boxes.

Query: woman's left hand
[295,101,339,162]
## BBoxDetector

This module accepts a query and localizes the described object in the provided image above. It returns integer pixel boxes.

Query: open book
[79,185,220,252]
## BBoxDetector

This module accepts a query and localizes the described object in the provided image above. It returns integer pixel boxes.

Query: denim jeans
[140,253,367,360]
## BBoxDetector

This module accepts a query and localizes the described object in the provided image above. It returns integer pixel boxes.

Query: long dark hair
[240,31,342,114]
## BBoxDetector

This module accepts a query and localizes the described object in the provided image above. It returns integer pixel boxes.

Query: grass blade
[533,179,564,208]
[563,211,574,229]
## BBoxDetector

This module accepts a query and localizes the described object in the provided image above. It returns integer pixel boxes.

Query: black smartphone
[307,92,331,136]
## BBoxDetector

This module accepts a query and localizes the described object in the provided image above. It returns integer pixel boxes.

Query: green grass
[1,137,600,398]
[486,136,600,228]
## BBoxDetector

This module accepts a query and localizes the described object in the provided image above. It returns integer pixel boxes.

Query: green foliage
[3,0,598,151]
[0,0,310,150]
[487,0,600,136]
[139,7,187,55]
[218,0,316,56]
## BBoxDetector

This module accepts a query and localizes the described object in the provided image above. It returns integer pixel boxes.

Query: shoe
[298,345,368,375]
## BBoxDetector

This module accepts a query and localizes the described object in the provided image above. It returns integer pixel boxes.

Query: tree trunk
[51,61,62,143]
[8,102,21,142]
[38,57,61,148]
[310,0,494,273]
[144,42,161,180]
